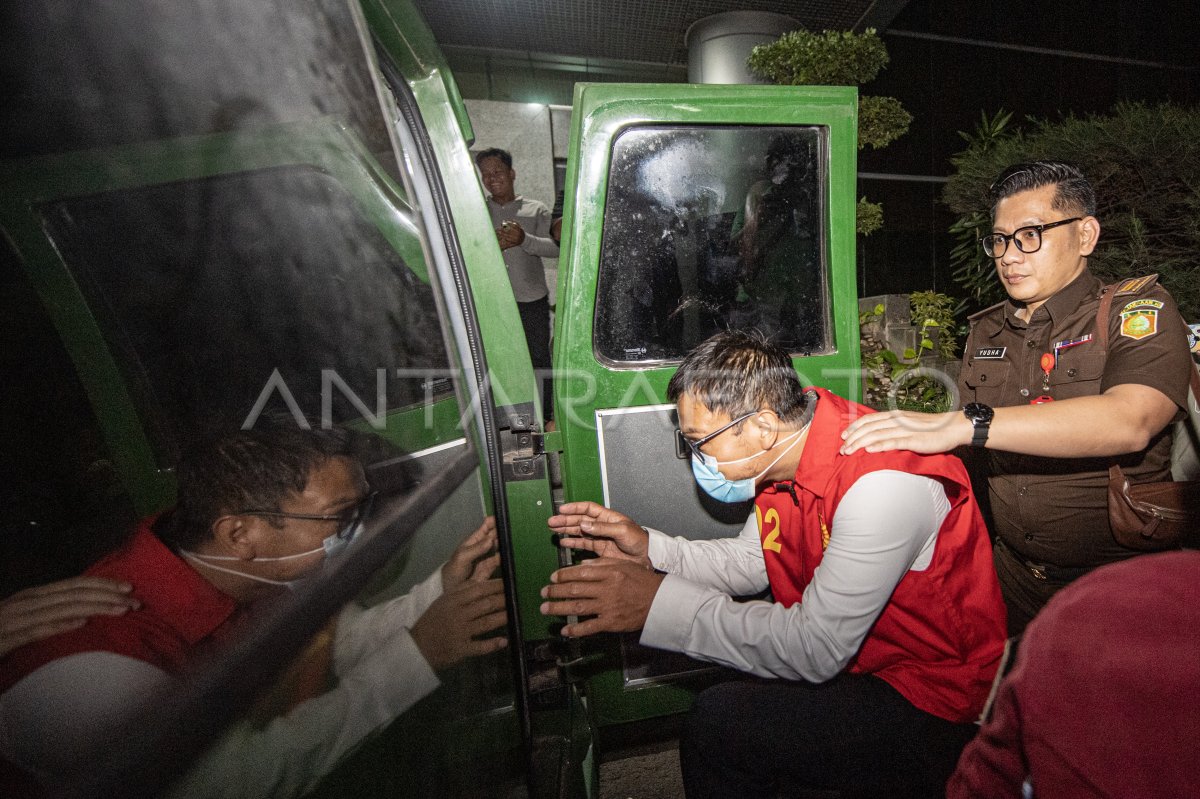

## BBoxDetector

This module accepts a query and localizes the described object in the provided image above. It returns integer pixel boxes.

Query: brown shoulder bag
[1096,283,1200,550]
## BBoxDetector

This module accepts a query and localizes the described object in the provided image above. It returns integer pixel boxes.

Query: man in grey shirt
[475,147,559,419]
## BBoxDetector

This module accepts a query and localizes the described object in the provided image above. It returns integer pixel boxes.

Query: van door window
[594,125,831,364]
[41,165,452,463]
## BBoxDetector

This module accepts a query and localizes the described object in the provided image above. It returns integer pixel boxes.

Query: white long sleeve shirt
[640,470,949,682]
[0,569,445,798]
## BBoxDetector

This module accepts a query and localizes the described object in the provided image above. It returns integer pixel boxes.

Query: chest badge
[1120,308,1158,340]
[973,346,1007,360]
[1030,352,1055,404]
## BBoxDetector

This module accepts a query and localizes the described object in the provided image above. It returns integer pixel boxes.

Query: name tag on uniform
[974,347,1007,360]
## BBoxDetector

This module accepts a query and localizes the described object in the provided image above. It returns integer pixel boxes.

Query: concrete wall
[465,99,560,303]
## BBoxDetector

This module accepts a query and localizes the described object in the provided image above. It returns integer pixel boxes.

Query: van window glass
[42,165,452,463]
[3,1,524,797]
[1,0,397,177]
[0,239,136,592]
[595,125,831,363]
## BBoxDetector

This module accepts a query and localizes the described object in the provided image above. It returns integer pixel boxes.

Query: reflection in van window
[42,166,451,462]
[595,126,830,363]
[0,240,136,590]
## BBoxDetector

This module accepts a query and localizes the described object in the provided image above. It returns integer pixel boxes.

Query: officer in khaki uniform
[841,161,1192,634]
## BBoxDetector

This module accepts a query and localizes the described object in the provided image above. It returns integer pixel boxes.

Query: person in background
[841,160,1192,634]
[0,426,507,798]
[476,147,559,420]
[541,331,1005,798]
[948,550,1200,799]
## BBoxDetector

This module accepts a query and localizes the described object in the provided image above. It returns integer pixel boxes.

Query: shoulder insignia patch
[1121,298,1164,313]
[1113,274,1159,296]
[1120,308,1158,340]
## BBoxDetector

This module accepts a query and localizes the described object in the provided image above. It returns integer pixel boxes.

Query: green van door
[551,82,861,728]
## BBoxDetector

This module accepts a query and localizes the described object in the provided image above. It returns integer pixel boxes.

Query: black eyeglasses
[675,411,754,460]
[238,491,376,542]
[979,217,1080,258]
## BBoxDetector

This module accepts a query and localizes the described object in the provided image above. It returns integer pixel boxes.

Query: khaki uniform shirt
[958,269,1191,568]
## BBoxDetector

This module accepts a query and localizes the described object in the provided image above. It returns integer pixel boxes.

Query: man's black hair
[667,331,810,425]
[161,425,357,549]
[988,160,1096,217]
[474,147,513,169]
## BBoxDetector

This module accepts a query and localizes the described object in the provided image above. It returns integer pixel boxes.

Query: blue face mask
[181,495,371,588]
[690,427,806,504]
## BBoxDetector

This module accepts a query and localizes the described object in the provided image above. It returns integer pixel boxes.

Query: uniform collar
[999,268,1100,331]
[89,517,240,646]
[776,387,840,499]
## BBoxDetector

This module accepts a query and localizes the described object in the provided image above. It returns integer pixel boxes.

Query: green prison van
[0,0,859,796]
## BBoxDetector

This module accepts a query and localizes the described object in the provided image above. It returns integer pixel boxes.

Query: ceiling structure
[412,0,910,68]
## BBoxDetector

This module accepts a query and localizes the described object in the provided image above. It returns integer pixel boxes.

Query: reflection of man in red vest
[541,331,1006,798]
[0,426,507,797]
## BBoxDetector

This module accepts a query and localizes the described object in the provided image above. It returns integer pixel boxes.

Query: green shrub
[860,292,959,412]
[749,28,911,236]
[946,103,1200,320]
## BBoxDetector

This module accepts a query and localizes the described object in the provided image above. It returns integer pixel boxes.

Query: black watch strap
[970,423,990,448]
[963,402,993,448]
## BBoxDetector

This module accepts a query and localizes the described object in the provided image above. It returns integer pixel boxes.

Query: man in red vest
[0,426,507,796]
[541,331,1006,798]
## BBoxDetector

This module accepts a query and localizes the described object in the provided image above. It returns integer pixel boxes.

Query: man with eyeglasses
[541,331,1006,798]
[842,160,1192,634]
[0,425,507,796]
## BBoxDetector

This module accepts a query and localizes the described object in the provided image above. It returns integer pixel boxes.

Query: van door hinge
[496,402,546,481]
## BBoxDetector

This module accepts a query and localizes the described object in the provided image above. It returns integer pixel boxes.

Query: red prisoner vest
[0,517,240,695]
[757,388,1006,723]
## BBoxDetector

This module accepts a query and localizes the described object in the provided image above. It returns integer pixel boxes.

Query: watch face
[964,403,993,424]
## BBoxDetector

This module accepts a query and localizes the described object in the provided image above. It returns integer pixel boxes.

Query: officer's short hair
[668,331,810,425]
[475,147,513,169]
[161,424,357,549]
[989,160,1096,217]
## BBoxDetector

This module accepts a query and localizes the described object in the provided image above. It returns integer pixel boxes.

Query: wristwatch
[962,402,994,448]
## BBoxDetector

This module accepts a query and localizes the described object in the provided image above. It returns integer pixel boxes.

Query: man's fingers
[450,579,506,618]
[17,576,133,599]
[541,580,591,600]
[559,619,605,638]
[552,501,627,524]
[555,535,601,553]
[839,413,906,453]
[461,635,508,658]
[4,590,140,629]
[462,517,497,546]
[840,411,893,438]
[463,608,509,638]
[547,515,588,533]
[547,560,625,585]
[539,598,599,618]
[453,534,496,566]
[469,552,501,581]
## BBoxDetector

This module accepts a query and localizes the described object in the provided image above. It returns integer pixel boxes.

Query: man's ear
[753,409,781,444]
[1079,216,1100,256]
[210,515,258,560]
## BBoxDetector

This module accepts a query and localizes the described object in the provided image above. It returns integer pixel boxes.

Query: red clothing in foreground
[756,388,1006,723]
[948,551,1200,798]
[0,518,239,694]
